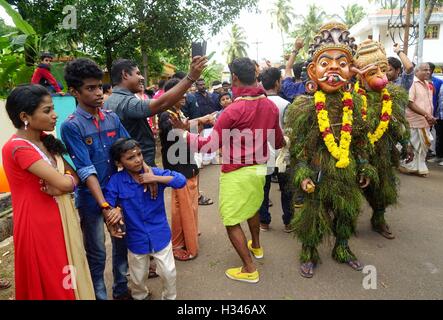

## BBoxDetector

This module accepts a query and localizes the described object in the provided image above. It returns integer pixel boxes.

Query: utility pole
[417,0,425,64]
[252,39,262,62]
[403,0,413,56]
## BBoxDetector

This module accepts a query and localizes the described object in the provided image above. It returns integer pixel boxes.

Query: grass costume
[353,40,410,239]
[285,22,377,278]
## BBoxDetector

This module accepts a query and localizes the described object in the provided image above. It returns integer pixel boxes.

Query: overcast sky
[1,0,378,66]
[206,0,376,66]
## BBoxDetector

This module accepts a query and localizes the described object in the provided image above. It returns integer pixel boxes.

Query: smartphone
[191,41,207,58]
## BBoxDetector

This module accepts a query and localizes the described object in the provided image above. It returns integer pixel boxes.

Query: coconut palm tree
[268,0,295,53]
[291,4,327,54]
[223,24,249,64]
[340,4,366,28]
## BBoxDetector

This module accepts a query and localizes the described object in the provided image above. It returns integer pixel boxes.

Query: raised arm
[148,56,207,115]
[393,43,414,74]
[285,38,304,79]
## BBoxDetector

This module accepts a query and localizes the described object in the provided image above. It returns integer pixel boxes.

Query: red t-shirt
[188,86,284,173]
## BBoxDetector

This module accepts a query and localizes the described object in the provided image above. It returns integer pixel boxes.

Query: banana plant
[0,0,41,96]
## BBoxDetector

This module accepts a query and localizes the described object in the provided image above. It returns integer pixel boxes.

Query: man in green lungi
[171,57,284,283]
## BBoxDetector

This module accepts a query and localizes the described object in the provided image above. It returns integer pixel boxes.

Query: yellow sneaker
[247,240,263,259]
[225,267,259,283]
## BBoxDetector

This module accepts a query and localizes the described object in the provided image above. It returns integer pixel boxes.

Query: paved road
[105,163,443,300]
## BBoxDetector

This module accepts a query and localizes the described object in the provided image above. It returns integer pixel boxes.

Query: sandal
[198,194,213,205]
[373,223,395,240]
[346,260,363,271]
[173,248,196,261]
[300,262,316,278]
[0,279,11,290]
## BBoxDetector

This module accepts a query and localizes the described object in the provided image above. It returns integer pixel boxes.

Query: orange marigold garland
[355,82,367,121]
[354,82,392,145]
[367,88,392,145]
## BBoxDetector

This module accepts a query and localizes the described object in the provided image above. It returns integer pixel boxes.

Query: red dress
[1,136,75,300]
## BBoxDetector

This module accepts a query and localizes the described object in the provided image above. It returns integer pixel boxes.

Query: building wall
[352,23,443,64]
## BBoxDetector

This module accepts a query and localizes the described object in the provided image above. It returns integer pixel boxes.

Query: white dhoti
[400,128,432,175]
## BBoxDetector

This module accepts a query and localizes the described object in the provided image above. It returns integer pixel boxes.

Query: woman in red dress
[1,85,78,300]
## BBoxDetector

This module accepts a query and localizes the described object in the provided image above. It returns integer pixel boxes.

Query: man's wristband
[396,50,403,56]
[186,74,196,83]
[101,202,111,210]
[292,49,299,55]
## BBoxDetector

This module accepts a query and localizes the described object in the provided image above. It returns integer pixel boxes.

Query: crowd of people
[1,19,442,299]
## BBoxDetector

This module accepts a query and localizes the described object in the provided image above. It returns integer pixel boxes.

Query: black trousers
[435,120,443,158]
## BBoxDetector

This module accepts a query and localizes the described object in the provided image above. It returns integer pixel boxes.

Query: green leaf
[11,34,28,46]
[0,0,36,35]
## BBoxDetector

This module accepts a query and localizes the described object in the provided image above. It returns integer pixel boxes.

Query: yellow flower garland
[314,91,354,168]
[354,82,367,121]
[367,88,392,145]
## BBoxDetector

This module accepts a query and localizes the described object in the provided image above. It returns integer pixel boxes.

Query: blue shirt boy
[105,167,186,255]
[61,106,130,208]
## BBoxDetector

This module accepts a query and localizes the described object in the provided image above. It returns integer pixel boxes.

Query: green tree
[2,0,259,84]
[223,24,249,64]
[340,4,366,28]
[268,0,295,53]
[201,61,224,86]
[291,4,327,55]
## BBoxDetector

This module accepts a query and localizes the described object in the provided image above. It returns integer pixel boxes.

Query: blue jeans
[259,169,294,226]
[78,203,128,300]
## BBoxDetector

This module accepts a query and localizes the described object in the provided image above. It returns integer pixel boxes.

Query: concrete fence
[0,99,16,164]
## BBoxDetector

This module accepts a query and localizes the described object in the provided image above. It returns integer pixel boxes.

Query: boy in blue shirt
[105,138,186,300]
[61,58,131,300]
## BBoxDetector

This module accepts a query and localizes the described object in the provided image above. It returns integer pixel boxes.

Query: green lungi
[219,165,267,226]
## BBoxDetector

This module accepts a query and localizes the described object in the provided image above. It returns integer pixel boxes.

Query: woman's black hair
[6,84,50,129]
[6,84,67,155]
[218,92,231,102]
[64,58,103,90]
[110,138,141,162]
[41,134,67,155]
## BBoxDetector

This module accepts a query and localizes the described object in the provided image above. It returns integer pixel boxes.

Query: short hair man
[400,63,437,176]
[61,58,131,300]
[281,38,305,102]
[31,52,65,95]
[104,57,206,166]
[386,43,415,91]
[258,67,294,233]
[428,62,443,164]
[195,78,220,120]
[172,57,284,284]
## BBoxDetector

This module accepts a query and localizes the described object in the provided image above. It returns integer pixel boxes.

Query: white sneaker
[439,161,443,166]
[427,157,443,163]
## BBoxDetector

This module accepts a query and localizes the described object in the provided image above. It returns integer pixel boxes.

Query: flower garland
[314,90,354,168]
[354,82,392,145]
[367,88,392,145]
[354,82,367,121]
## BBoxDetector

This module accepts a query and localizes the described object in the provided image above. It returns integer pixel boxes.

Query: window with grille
[425,25,440,39]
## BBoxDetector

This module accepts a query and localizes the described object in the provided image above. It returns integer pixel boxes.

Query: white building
[350,8,443,65]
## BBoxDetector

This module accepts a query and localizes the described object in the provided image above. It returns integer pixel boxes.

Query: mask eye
[340,61,347,68]
[320,61,328,67]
